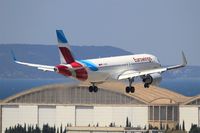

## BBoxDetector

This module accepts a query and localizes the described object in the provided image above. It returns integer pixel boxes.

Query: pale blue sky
[0,0,199,65]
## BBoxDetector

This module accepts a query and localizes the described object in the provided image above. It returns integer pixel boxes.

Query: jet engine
[142,73,162,88]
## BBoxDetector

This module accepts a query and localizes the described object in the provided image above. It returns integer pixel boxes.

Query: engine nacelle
[142,73,162,86]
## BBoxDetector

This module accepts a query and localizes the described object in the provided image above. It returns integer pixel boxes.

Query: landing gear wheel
[93,86,98,92]
[144,83,150,88]
[89,86,93,92]
[125,86,135,93]
[130,86,135,93]
[125,77,135,93]
[126,87,130,93]
[88,85,99,93]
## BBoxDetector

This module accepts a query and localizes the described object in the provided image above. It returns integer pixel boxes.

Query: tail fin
[56,30,75,64]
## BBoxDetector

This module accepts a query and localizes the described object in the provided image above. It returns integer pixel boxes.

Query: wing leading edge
[11,50,55,72]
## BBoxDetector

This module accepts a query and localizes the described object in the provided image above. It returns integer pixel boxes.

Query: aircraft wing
[11,51,55,72]
[117,68,166,80]
[118,51,187,80]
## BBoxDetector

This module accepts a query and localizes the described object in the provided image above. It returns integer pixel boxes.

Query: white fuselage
[79,54,161,82]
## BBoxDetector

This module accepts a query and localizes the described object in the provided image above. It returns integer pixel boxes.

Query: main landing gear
[144,83,150,88]
[125,78,135,93]
[89,83,98,93]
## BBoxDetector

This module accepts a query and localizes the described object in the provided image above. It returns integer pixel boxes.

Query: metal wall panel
[2,105,19,133]
[0,105,2,133]
[38,105,56,128]
[56,106,75,127]
[112,107,132,127]
[76,106,94,126]
[131,107,148,128]
[94,106,113,126]
[179,106,198,131]
[94,106,148,128]
[18,105,38,126]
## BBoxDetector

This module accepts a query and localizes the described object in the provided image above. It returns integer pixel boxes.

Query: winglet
[181,51,187,66]
[11,50,17,61]
[167,51,187,70]
[56,30,68,43]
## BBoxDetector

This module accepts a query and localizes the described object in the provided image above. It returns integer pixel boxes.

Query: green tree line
[5,124,67,133]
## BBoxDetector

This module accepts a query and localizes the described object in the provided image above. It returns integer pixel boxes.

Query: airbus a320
[12,30,187,93]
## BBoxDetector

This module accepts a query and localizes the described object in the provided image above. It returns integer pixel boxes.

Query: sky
[0,0,199,66]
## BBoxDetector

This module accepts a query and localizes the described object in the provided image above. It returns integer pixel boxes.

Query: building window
[167,106,173,120]
[160,106,166,120]
[154,106,159,120]
[148,105,178,122]
[149,106,153,120]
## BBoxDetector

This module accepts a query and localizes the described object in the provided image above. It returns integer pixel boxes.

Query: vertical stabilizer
[56,30,75,64]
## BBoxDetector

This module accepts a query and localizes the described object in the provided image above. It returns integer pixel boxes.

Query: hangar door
[199,107,200,127]
[38,105,56,127]
[2,105,19,133]
[75,106,94,126]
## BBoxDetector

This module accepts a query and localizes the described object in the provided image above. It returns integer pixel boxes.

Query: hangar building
[0,81,199,132]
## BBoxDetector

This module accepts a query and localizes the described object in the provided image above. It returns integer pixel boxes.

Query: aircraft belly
[87,71,110,82]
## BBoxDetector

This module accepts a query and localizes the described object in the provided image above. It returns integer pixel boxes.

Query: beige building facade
[0,82,199,132]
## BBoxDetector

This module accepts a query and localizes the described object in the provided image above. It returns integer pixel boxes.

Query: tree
[60,124,63,133]
[5,128,8,133]
[35,124,41,133]
[175,123,179,130]
[183,120,185,131]
[63,127,67,133]
[148,124,153,130]
[160,122,162,130]
[189,124,200,133]
[126,117,129,127]
[128,122,131,127]
[166,124,169,130]
[53,125,56,133]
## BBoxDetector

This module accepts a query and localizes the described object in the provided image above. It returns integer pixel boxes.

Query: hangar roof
[94,81,191,104]
[183,95,200,105]
[0,81,191,105]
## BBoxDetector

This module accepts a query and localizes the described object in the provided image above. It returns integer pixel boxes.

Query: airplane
[12,30,187,93]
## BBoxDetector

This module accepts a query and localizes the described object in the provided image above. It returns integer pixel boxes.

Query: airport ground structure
[0,81,199,133]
